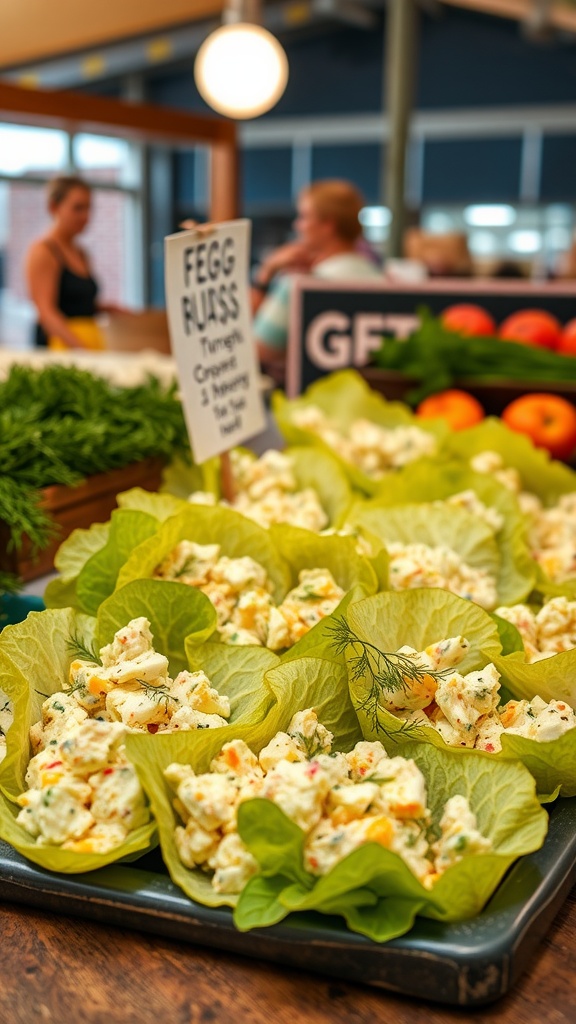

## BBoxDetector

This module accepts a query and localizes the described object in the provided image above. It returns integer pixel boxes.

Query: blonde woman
[26,175,121,350]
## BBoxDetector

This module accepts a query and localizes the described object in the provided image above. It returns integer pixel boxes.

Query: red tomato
[499,310,562,350]
[417,389,485,431]
[502,394,576,461]
[557,319,576,356]
[441,304,496,337]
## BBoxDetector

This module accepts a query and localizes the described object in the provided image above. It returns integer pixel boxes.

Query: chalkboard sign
[286,277,576,397]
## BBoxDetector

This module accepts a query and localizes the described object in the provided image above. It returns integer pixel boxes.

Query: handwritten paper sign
[165,219,266,463]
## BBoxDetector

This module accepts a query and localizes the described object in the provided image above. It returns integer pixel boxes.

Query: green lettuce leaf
[493,646,576,707]
[44,521,110,610]
[270,524,379,595]
[116,506,292,604]
[490,613,526,655]
[0,608,156,872]
[234,740,547,941]
[443,417,576,505]
[344,501,506,608]
[272,370,447,495]
[96,579,217,676]
[116,487,188,522]
[161,453,221,500]
[76,509,159,616]
[125,656,362,908]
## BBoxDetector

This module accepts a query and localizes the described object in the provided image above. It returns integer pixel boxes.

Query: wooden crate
[1,458,165,582]
[360,368,576,416]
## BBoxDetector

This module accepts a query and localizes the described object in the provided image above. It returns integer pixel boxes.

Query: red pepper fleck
[103,767,115,776]
[485,743,494,753]
[147,723,159,734]
[45,761,63,770]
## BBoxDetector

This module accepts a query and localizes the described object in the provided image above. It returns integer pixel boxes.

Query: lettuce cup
[0,579,294,873]
[272,370,447,495]
[114,507,380,657]
[165,446,353,534]
[344,500,516,610]
[126,662,546,944]
[444,418,576,600]
[344,458,536,608]
[330,589,576,798]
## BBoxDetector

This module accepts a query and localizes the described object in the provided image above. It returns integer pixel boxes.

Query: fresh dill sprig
[137,679,175,710]
[290,730,326,759]
[66,634,102,665]
[327,616,447,737]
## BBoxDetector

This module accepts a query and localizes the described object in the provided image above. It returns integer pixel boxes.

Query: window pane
[311,144,382,205]
[81,189,131,305]
[0,181,50,348]
[0,123,68,177]
[0,185,137,350]
[73,133,134,186]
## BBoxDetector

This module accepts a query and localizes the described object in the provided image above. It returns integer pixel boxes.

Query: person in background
[26,175,124,350]
[252,179,381,364]
[403,228,473,278]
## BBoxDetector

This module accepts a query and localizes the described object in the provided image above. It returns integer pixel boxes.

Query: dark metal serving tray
[1,798,576,1007]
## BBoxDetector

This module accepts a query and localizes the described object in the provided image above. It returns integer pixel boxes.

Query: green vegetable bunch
[0,365,190,591]
[373,309,576,403]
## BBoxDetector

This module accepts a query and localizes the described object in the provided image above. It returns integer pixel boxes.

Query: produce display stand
[287,277,576,396]
[0,457,164,582]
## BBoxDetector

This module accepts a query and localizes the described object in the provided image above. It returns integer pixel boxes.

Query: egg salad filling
[0,693,12,764]
[470,450,541,516]
[381,635,576,751]
[154,541,344,650]
[291,405,437,478]
[387,541,498,609]
[435,490,504,533]
[15,617,232,853]
[525,494,576,584]
[165,708,491,894]
[496,597,576,662]
[470,451,576,583]
[189,449,329,533]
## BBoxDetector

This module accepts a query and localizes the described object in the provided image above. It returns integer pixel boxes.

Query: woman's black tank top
[34,240,99,348]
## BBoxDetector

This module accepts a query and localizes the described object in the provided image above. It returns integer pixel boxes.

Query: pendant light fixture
[194,0,289,119]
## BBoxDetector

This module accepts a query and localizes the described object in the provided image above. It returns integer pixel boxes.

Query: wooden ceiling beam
[0,80,236,146]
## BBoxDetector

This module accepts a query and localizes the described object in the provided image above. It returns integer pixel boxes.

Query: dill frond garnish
[327,616,447,737]
[66,634,102,665]
[137,679,175,711]
[290,730,326,758]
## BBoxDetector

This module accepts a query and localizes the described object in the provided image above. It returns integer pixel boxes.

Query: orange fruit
[417,389,485,431]
[502,393,576,460]
[441,304,496,337]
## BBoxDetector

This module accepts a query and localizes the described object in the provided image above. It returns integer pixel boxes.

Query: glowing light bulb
[194,23,288,119]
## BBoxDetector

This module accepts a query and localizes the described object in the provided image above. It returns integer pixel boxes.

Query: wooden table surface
[1,887,575,1024]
